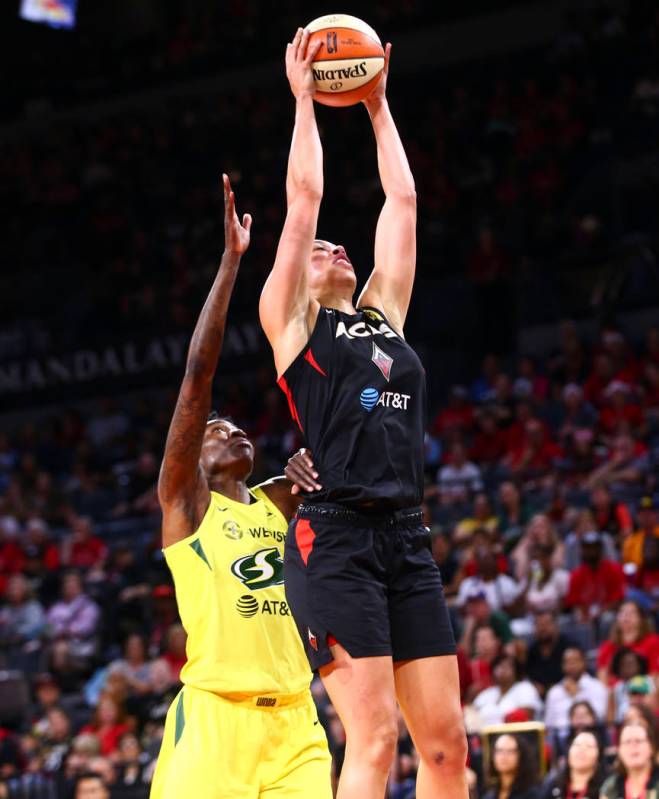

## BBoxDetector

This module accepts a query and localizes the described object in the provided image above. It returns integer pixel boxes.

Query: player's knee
[351,715,398,773]
[416,716,467,774]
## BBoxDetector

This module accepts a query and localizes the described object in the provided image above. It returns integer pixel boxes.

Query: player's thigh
[393,655,466,762]
[319,642,397,743]
[261,701,332,799]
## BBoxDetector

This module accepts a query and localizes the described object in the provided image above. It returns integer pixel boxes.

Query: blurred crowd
[2,1,659,798]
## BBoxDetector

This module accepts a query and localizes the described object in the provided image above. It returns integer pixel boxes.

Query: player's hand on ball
[363,42,391,106]
[223,174,252,255]
[285,448,322,495]
[286,27,322,99]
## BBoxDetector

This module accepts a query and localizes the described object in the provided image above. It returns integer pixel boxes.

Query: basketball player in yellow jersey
[149,176,331,799]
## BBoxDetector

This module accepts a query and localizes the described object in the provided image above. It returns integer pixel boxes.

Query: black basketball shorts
[284,502,456,671]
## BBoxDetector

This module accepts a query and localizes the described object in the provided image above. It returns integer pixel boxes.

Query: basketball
[306,14,385,107]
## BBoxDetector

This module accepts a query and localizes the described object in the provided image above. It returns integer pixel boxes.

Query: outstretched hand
[285,27,323,100]
[363,42,392,107]
[223,174,252,255]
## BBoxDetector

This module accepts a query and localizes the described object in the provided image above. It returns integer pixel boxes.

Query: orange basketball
[306,14,385,107]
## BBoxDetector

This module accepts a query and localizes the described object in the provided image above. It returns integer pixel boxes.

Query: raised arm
[158,175,251,547]
[357,44,417,336]
[259,28,324,377]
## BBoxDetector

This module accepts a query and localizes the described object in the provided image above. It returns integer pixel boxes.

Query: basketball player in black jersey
[259,28,468,799]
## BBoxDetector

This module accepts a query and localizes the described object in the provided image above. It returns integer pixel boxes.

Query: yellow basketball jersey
[163,486,312,697]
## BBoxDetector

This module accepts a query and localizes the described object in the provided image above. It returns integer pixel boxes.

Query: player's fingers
[302,453,317,477]
[287,465,317,493]
[299,28,311,61]
[242,213,252,231]
[304,39,323,65]
[384,42,392,73]
[292,27,303,59]
[291,484,300,495]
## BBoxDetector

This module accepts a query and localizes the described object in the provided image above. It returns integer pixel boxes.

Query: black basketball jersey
[278,306,426,510]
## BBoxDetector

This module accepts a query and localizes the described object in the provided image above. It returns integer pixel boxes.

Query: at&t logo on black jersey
[360,387,411,412]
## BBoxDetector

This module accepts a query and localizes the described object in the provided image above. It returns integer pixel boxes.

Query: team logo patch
[308,628,318,651]
[223,520,243,540]
[236,595,259,618]
[371,343,393,381]
[231,547,284,590]
[360,387,380,411]
[363,309,384,322]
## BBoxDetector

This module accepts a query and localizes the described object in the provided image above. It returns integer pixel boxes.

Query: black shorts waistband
[296,502,424,529]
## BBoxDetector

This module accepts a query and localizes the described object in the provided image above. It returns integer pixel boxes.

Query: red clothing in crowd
[508,440,562,472]
[432,405,475,437]
[599,404,644,435]
[163,652,186,683]
[597,633,659,677]
[80,722,130,755]
[566,560,626,612]
[0,541,26,575]
[69,538,107,570]
[470,429,508,464]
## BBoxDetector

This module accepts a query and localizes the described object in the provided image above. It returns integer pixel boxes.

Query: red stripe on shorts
[295,518,316,566]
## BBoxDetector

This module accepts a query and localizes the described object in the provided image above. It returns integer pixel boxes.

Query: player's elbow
[389,187,417,205]
[290,182,323,204]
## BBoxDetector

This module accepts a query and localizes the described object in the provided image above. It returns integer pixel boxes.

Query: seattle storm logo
[231,547,284,590]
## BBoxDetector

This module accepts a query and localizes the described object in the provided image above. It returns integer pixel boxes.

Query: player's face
[308,239,357,298]
[200,420,254,480]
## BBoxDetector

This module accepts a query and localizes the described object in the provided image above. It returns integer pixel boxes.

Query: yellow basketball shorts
[150,686,332,799]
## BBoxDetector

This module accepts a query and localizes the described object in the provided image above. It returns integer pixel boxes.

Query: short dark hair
[75,772,107,790]
[611,646,648,679]
[491,653,523,681]
[207,410,233,425]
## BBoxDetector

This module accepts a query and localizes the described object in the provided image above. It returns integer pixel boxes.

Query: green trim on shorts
[174,691,185,746]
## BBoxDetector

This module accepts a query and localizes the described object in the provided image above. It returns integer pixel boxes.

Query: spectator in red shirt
[566,531,625,622]
[81,693,130,756]
[507,419,562,482]
[431,385,475,439]
[505,401,536,455]
[161,623,187,684]
[599,381,645,441]
[601,329,639,386]
[470,411,507,466]
[596,601,659,684]
[60,516,107,571]
[0,516,25,596]
[584,353,615,408]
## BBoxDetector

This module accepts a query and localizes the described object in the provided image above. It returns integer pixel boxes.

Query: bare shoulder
[271,298,322,378]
